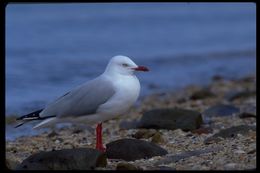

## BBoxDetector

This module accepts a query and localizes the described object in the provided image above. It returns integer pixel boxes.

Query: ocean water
[6,3,256,140]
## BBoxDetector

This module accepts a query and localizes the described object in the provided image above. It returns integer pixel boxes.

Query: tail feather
[15,109,56,128]
[33,117,57,129]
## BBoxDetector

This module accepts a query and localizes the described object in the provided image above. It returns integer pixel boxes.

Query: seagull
[15,55,149,152]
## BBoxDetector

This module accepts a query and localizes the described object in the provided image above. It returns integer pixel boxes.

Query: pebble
[224,163,238,170]
[151,132,165,144]
[234,150,246,154]
[116,162,140,170]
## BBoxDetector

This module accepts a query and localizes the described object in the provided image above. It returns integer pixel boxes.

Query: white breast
[97,74,140,119]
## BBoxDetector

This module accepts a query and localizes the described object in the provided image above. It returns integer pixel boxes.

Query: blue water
[6,3,256,140]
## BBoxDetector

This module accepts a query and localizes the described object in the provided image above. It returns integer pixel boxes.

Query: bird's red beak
[132,66,149,72]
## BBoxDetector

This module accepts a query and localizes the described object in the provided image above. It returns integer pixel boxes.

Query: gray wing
[40,76,116,118]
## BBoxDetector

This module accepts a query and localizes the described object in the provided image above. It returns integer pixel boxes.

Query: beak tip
[134,66,149,72]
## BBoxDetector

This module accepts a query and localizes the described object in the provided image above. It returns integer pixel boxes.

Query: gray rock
[137,108,203,131]
[204,125,256,144]
[225,90,256,102]
[16,148,107,170]
[106,138,168,161]
[202,104,240,118]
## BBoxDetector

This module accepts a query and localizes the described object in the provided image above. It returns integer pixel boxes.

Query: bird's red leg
[95,123,106,152]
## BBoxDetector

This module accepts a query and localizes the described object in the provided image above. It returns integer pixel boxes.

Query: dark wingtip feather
[16,109,43,121]
[14,122,25,128]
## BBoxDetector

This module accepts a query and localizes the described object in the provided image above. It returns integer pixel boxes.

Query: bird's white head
[104,55,149,76]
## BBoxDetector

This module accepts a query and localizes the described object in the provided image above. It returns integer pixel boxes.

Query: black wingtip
[14,122,25,128]
[16,109,43,121]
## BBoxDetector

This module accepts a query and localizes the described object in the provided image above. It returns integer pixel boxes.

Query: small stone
[151,132,164,144]
[191,127,213,135]
[234,150,246,154]
[116,162,140,170]
[247,149,256,154]
[72,128,83,134]
[190,89,215,100]
[55,140,60,144]
[224,163,238,170]
[47,131,58,138]
[132,129,156,139]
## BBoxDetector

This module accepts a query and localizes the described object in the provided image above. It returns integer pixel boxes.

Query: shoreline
[6,74,256,170]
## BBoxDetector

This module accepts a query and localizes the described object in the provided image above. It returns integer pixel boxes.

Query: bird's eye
[122,63,129,67]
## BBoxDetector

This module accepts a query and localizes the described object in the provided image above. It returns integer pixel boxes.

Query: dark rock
[202,104,240,118]
[247,149,256,154]
[225,90,256,101]
[190,89,215,100]
[16,148,107,170]
[116,162,140,170]
[106,138,168,161]
[155,147,222,165]
[137,108,203,131]
[204,125,256,144]
[132,129,156,139]
[239,112,256,119]
[119,120,139,129]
